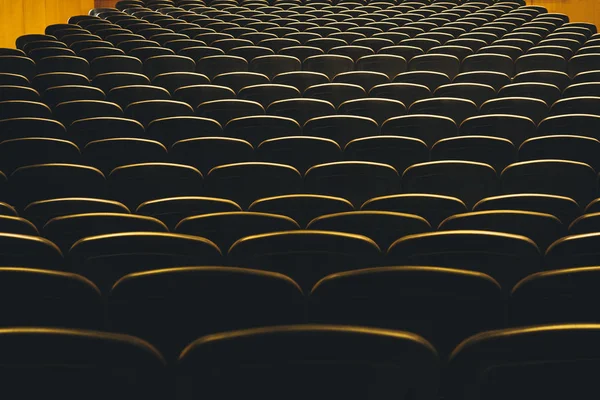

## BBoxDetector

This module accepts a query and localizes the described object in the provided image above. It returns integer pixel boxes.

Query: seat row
[1,322,599,400]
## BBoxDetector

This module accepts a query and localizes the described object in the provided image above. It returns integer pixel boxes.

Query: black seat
[308,210,430,249]
[44,213,167,253]
[305,161,399,208]
[403,160,499,208]
[0,138,80,174]
[249,194,354,228]
[0,328,166,400]
[381,114,457,148]
[109,267,305,361]
[69,231,222,293]
[176,211,299,251]
[108,163,204,210]
[228,230,381,289]
[502,160,597,206]
[310,266,502,355]
[222,114,300,146]
[177,324,438,400]
[387,230,541,289]
[205,162,303,209]
[267,98,336,126]
[10,164,106,210]
[135,196,241,230]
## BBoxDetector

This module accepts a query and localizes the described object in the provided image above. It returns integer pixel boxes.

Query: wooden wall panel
[528,0,600,26]
[0,0,94,48]
[2,0,599,48]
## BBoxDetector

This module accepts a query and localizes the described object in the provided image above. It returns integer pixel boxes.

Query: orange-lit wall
[1,0,598,48]
[0,0,95,48]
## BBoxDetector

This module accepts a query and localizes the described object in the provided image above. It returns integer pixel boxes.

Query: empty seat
[0,215,37,235]
[249,194,354,228]
[136,196,242,230]
[68,117,145,146]
[0,114,32,146]
[519,135,600,172]
[92,72,150,93]
[197,99,264,126]
[107,85,171,109]
[305,161,399,208]
[460,114,537,146]
[90,55,143,76]
[0,232,63,269]
[439,210,563,251]
[0,86,40,102]
[310,266,502,355]
[0,56,37,80]
[177,325,438,400]
[125,99,195,127]
[257,136,340,174]
[304,83,365,108]
[171,137,254,174]
[109,266,304,360]
[272,71,329,93]
[355,54,408,79]
[44,213,167,252]
[537,114,600,141]
[511,267,600,327]
[0,328,166,400]
[569,213,600,235]
[212,72,269,93]
[238,84,300,108]
[387,230,541,289]
[174,84,235,107]
[0,268,102,329]
[54,100,123,126]
[409,97,478,125]
[196,55,248,79]
[568,54,600,78]
[69,231,222,292]
[344,135,428,175]
[403,161,499,207]
[205,162,303,209]
[369,82,430,108]
[0,138,80,174]
[381,114,457,148]
[83,137,168,174]
[501,160,597,206]
[338,97,405,125]
[434,83,495,107]
[10,164,106,210]
[308,210,430,249]
[563,82,600,98]
[431,136,516,173]
[152,72,211,93]
[108,163,203,210]
[481,97,549,125]
[0,101,52,120]
[551,97,600,117]
[409,54,460,79]
[223,115,302,146]
[448,324,600,400]
[43,85,106,108]
[474,193,581,226]
[393,71,450,91]
[303,54,354,79]
[176,211,299,250]
[267,98,335,125]
[228,230,381,289]
[513,70,571,90]
[250,55,302,79]
[498,82,561,106]
[462,53,514,76]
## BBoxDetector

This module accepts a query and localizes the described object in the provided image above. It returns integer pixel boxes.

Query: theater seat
[177,325,439,400]
[109,266,305,361]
